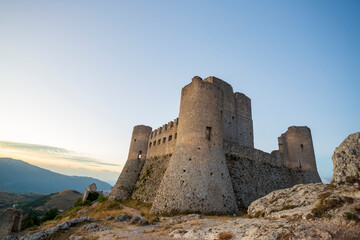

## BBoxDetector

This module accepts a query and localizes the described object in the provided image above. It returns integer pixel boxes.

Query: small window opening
[300,144,304,151]
[175,133,177,139]
[206,127,212,141]
[134,139,136,142]
[149,142,152,148]
[168,135,172,141]
[163,137,166,143]
[158,139,161,145]
[232,116,234,120]
[153,141,156,146]
[138,151,142,160]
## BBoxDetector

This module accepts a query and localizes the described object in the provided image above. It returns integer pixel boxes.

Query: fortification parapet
[151,77,238,214]
[109,125,152,200]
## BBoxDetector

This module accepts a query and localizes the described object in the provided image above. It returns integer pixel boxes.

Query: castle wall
[203,76,254,149]
[131,154,171,203]
[226,145,320,208]
[109,125,152,201]
[147,119,179,158]
[151,76,238,214]
[0,208,22,239]
[279,127,320,173]
[235,92,254,147]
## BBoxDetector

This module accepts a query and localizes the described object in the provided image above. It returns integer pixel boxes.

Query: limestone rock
[114,214,131,222]
[332,132,360,185]
[248,183,326,217]
[20,217,93,240]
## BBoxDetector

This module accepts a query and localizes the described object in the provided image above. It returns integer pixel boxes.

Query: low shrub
[344,212,359,222]
[97,195,107,203]
[41,208,59,222]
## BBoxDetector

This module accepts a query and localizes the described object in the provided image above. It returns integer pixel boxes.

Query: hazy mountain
[0,158,112,194]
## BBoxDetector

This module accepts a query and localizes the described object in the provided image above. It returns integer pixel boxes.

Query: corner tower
[109,125,152,200]
[278,126,321,182]
[151,76,238,214]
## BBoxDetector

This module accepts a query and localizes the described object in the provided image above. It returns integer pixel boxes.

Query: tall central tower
[151,77,238,214]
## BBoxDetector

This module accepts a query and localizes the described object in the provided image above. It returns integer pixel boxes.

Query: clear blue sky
[0,1,359,184]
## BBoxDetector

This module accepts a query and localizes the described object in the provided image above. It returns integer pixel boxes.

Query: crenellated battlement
[147,118,179,158]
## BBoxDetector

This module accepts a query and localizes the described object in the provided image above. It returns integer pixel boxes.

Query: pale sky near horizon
[0,1,359,184]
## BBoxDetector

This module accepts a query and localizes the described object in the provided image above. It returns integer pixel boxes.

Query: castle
[109,76,321,214]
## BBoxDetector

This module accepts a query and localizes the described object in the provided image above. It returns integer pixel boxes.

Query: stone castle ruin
[110,76,321,214]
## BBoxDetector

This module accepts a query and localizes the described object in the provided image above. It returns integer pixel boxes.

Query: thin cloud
[0,141,120,167]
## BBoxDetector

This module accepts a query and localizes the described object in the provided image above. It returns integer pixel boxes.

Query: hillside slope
[0,191,45,209]
[0,158,111,194]
[37,190,82,211]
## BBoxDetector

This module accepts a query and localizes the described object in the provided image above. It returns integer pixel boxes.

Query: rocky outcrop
[82,183,102,202]
[332,132,360,185]
[0,208,22,239]
[19,217,94,240]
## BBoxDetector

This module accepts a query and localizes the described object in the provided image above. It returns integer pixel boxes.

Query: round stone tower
[109,125,152,200]
[151,76,238,214]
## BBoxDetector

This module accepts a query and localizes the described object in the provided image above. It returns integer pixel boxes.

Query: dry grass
[120,199,155,221]
[86,200,125,219]
[311,192,344,218]
[218,231,233,240]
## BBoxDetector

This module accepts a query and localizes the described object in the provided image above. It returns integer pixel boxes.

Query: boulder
[332,132,360,185]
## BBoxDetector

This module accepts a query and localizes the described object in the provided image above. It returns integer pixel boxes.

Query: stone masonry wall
[227,146,321,208]
[131,154,171,203]
[0,208,22,239]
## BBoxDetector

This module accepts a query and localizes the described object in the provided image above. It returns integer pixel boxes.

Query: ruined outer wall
[227,146,295,208]
[227,144,321,208]
[151,77,238,214]
[279,126,321,183]
[235,92,254,147]
[109,125,152,200]
[0,208,22,239]
[147,119,179,158]
[131,154,171,203]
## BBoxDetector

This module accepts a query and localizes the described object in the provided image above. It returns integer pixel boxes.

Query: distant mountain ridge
[0,158,112,194]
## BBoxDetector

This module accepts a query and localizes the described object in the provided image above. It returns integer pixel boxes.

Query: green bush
[74,198,83,207]
[41,208,59,222]
[345,212,359,221]
[21,210,40,230]
[87,191,100,202]
[97,195,107,203]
